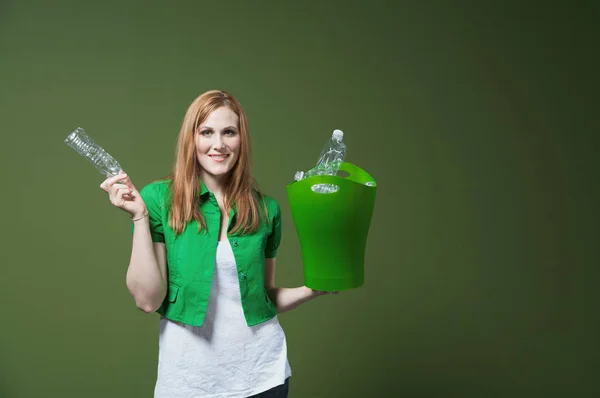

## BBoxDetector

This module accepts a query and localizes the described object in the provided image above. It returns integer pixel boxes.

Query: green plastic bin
[286,162,377,291]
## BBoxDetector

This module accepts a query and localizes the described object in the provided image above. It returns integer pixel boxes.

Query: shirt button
[232,240,239,247]
[240,273,247,280]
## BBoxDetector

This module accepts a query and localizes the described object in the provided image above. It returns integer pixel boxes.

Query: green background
[0,1,598,397]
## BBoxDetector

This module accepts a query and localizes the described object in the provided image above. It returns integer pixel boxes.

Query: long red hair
[162,90,266,236]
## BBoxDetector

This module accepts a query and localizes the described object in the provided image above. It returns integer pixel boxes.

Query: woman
[100,90,334,398]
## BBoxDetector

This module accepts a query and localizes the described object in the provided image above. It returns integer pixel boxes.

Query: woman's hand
[100,170,147,218]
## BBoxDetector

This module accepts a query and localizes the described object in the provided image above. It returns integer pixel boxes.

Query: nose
[214,134,226,149]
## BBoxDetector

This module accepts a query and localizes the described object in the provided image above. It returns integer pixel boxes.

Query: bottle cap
[332,129,344,140]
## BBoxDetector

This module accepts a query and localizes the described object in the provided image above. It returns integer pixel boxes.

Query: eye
[199,129,212,136]
[224,129,236,136]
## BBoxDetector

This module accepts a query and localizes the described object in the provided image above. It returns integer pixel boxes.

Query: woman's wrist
[131,207,148,221]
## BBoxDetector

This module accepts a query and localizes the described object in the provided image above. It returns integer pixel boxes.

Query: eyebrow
[198,125,238,130]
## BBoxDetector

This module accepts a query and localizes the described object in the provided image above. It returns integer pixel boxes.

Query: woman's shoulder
[256,191,282,217]
[139,179,172,203]
[141,178,171,191]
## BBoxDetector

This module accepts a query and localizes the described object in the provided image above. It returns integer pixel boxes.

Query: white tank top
[153,240,292,398]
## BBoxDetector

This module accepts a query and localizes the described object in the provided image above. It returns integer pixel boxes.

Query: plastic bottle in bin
[294,129,347,193]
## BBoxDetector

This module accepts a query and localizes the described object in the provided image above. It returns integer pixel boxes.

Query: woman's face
[195,106,241,182]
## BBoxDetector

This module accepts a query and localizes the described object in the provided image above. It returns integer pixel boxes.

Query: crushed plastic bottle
[64,127,123,177]
[295,129,347,193]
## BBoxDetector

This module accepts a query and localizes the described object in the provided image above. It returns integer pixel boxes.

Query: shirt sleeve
[131,183,165,243]
[264,200,282,259]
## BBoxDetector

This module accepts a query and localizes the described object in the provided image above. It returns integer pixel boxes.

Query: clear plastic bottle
[64,127,123,177]
[295,129,347,193]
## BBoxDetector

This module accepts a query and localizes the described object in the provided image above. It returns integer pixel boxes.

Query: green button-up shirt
[132,179,281,327]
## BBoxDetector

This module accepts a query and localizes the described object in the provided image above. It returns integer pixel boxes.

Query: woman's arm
[264,257,332,313]
[126,215,168,313]
[100,172,167,313]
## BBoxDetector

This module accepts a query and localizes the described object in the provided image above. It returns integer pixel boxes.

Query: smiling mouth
[209,154,229,161]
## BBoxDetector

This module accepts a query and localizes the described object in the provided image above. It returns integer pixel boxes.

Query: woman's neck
[200,172,228,201]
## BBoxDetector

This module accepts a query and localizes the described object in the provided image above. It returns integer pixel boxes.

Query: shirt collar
[199,179,209,196]
[197,179,237,212]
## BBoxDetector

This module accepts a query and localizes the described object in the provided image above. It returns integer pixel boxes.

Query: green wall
[0,1,598,397]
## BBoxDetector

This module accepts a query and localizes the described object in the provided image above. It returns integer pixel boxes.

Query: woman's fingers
[100,172,128,190]
[112,186,132,206]
[98,171,145,217]
[112,184,136,205]
[112,183,129,190]
[99,180,109,192]
[115,174,139,196]
[119,173,133,187]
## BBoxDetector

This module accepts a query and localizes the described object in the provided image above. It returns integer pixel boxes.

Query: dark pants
[249,377,290,398]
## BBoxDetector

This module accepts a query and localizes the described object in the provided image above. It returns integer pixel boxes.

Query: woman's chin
[203,167,232,179]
